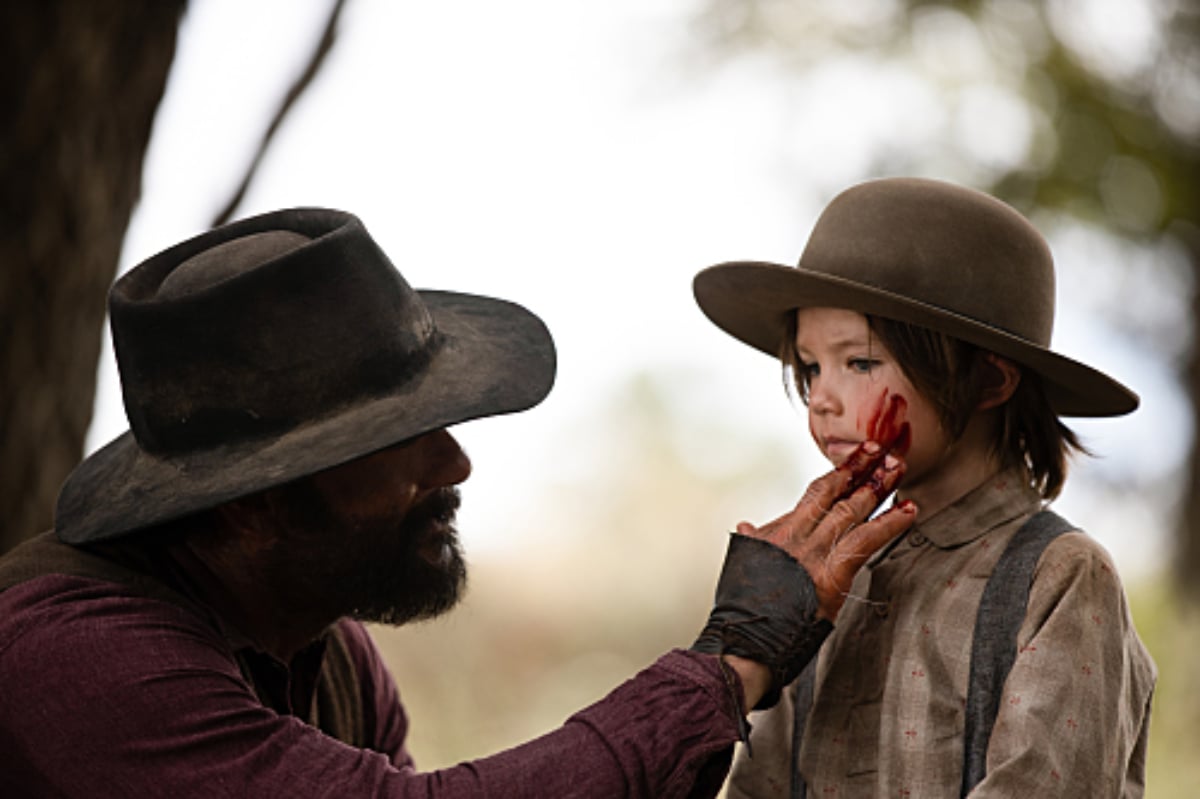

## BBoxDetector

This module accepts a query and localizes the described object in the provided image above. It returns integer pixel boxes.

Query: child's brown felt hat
[694,177,1137,417]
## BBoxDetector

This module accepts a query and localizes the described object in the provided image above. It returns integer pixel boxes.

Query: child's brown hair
[782,311,1086,499]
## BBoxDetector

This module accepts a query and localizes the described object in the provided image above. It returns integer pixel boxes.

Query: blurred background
[4,0,1198,793]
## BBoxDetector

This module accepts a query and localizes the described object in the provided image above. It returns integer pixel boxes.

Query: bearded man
[0,208,911,797]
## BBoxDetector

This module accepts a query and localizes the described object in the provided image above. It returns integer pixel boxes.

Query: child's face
[794,307,950,488]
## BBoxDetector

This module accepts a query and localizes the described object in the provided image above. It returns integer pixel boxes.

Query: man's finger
[797,463,856,512]
[789,446,887,525]
[825,500,918,584]
[798,458,906,556]
[746,464,857,548]
[833,441,888,501]
[801,494,866,555]
[788,440,892,531]
[735,447,905,559]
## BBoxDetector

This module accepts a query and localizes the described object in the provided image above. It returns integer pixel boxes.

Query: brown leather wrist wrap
[692,534,833,710]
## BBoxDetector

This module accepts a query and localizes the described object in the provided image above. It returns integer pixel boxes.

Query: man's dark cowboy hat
[56,208,557,545]
[694,177,1138,417]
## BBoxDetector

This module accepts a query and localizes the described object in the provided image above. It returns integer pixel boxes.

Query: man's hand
[736,441,916,621]
[695,440,917,711]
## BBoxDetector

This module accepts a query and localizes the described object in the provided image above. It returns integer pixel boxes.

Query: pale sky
[87,0,1184,578]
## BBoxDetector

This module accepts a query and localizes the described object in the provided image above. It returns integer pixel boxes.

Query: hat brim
[694,261,1138,418]
[56,290,555,544]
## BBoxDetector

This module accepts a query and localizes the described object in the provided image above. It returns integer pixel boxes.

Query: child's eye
[797,360,820,379]
[848,358,880,374]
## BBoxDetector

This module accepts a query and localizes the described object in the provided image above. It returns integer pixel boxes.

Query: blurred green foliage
[1130,579,1200,797]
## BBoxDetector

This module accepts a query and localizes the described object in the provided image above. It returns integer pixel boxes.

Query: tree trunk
[1180,227,1200,599]
[0,1,186,553]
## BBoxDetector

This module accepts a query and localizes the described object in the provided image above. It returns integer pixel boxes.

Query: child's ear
[977,353,1021,410]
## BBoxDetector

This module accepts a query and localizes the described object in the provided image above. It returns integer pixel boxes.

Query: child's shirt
[727,469,1156,798]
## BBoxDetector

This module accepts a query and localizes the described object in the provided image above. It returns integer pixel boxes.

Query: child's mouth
[823,437,860,464]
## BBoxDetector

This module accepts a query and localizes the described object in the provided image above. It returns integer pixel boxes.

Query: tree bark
[0,1,186,553]
[1180,226,1200,598]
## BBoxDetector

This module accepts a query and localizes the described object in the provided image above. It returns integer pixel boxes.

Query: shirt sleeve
[0,576,743,799]
[970,533,1157,798]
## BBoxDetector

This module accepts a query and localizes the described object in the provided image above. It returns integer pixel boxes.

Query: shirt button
[909,532,927,547]
[873,601,890,618]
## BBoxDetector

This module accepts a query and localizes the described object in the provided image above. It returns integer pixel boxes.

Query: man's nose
[423,429,472,486]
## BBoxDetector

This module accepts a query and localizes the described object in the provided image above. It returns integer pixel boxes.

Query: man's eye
[848,358,880,373]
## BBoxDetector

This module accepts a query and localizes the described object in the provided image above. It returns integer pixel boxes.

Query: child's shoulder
[1020,525,1154,683]
[1036,525,1117,573]
[1029,525,1132,606]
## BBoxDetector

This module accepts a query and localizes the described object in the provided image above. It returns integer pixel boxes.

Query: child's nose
[808,377,841,416]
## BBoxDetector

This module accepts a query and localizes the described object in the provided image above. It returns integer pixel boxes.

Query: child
[693,178,1156,797]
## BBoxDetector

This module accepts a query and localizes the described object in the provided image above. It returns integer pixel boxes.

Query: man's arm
[0,444,911,798]
[0,582,738,798]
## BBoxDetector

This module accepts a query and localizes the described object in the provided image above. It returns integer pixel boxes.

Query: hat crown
[799,177,1056,346]
[157,230,311,299]
[692,177,1138,418]
[110,209,439,455]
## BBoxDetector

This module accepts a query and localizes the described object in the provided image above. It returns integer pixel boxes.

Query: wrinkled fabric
[727,469,1156,798]
[0,546,746,798]
[693,534,832,710]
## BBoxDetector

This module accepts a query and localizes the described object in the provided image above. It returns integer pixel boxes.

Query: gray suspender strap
[785,509,1075,799]
[960,508,1075,796]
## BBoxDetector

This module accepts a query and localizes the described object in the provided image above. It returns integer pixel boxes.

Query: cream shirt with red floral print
[727,468,1156,798]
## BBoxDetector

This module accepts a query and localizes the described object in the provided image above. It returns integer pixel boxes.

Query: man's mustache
[405,487,462,530]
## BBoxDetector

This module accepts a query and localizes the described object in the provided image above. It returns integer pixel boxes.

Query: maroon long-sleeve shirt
[0,533,742,798]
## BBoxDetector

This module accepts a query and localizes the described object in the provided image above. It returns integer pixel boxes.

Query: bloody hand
[738,441,916,621]
[693,441,917,710]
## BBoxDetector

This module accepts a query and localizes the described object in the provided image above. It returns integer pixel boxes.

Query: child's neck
[896,415,1005,521]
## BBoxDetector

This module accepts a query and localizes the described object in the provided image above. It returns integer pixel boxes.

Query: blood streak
[839,388,912,502]
[864,389,912,457]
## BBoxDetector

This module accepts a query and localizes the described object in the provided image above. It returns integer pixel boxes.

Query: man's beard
[268,484,468,626]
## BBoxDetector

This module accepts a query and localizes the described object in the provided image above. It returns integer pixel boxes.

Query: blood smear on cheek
[856,387,887,438]
[864,389,912,456]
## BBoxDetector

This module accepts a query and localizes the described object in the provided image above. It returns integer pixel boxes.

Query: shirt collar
[909,467,1043,549]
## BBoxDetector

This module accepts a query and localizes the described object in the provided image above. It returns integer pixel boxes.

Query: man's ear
[977,353,1021,410]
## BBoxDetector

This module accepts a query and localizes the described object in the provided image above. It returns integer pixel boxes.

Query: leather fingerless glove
[692,534,833,710]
